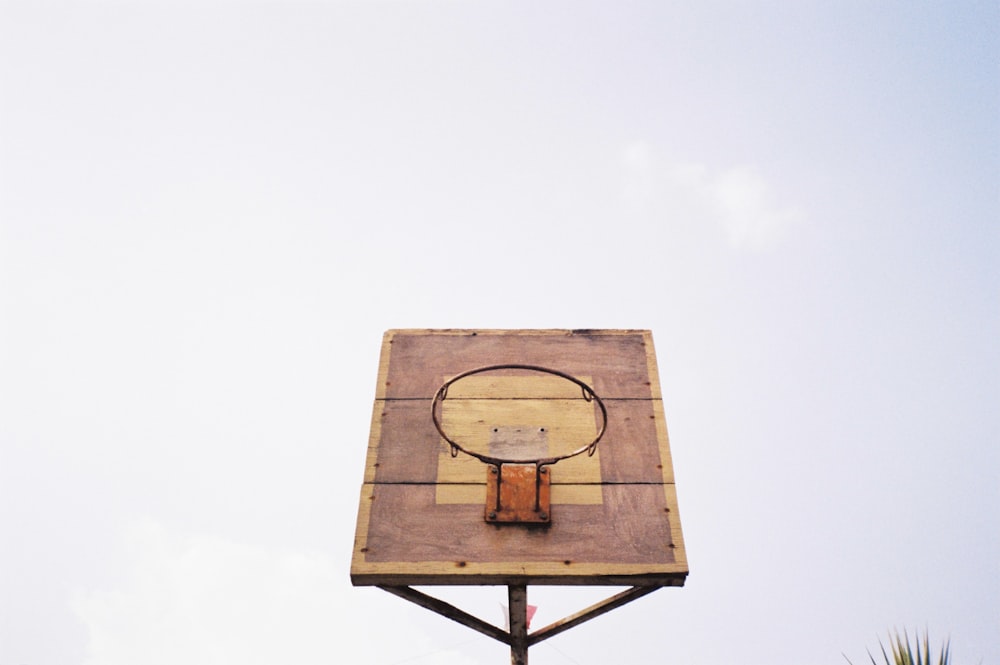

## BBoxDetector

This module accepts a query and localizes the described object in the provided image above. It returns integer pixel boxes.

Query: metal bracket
[485,463,551,524]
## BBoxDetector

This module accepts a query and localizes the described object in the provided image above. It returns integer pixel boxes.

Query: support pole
[507,584,528,665]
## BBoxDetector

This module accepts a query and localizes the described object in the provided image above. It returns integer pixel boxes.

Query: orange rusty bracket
[485,463,551,524]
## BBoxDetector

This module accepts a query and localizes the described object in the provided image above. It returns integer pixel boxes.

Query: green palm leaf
[846,629,951,665]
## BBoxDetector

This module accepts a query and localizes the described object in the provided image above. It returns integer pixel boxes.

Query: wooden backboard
[350,329,687,587]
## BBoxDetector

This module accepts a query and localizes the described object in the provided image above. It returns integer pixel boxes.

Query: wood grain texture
[365,398,670,484]
[351,329,688,587]
[376,330,657,399]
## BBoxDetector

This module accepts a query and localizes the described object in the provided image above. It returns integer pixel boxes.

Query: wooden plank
[436,483,604,505]
[351,482,687,586]
[440,397,600,459]
[359,483,678,564]
[443,372,595,399]
[527,586,661,646]
[378,330,657,399]
[651,397,676,485]
[378,585,510,644]
[353,563,687,587]
[373,331,395,401]
[367,398,669,484]
[508,585,529,664]
[641,330,664,407]
[361,400,384,484]
[662,482,689,571]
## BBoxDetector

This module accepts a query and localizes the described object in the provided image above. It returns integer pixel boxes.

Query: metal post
[508,584,528,665]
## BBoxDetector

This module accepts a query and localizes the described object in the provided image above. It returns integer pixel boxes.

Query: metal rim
[430,364,608,466]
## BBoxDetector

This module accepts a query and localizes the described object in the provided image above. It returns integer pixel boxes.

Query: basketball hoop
[431,364,608,524]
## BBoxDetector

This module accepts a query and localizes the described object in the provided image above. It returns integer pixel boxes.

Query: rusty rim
[430,364,608,467]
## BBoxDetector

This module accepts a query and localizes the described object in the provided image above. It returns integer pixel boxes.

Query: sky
[1,1,997,664]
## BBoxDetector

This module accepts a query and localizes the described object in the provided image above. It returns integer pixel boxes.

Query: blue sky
[1,2,997,664]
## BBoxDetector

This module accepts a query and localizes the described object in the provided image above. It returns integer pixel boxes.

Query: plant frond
[854,628,951,665]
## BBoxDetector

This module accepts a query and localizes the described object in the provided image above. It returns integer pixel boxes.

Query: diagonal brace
[377,584,663,653]
[527,585,661,646]
[378,585,511,645]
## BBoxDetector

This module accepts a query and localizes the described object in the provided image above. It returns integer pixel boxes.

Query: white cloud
[620,142,657,207]
[709,166,802,250]
[621,142,802,251]
[72,519,484,665]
